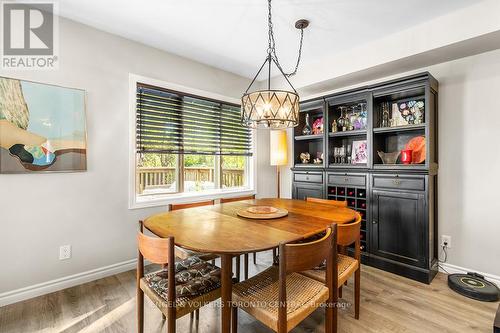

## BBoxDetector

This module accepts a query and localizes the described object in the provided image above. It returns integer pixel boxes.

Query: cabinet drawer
[328,174,365,186]
[294,172,323,184]
[373,175,425,191]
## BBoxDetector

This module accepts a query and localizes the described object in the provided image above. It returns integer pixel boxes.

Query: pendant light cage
[242,89,299,129]
[241,0,307,129]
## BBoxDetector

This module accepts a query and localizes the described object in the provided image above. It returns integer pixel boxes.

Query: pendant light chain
[267,0,304,77]
[240,0,307,129]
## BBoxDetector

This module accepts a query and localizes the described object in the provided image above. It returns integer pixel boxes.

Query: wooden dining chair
[220,195,256,280]
[306,197,347,207]
[220,195,255,204]
[300,211,362,319]
[136,221,221,333]
[169,200,215,211]
[305,197,350,276]
[231,224,338,333]
[169,200,219,264]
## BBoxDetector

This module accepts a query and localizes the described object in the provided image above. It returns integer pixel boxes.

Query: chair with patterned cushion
[136,221,221,333]
[169,200,219,264]
[231,224,338,333]
[300,211,362,319]
[220,195,256,280]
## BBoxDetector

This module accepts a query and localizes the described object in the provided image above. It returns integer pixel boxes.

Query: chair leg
[339,286,342,299]
[235,255,241,282]
[252,252,257,264]
[211,259,216,265]
[325,305,333,333]
[167,319,175,333]
[333,291,338,333]
[195,309,200,321]
[244,253,249,280]
[355,268,360,319]
[231,306,238,333]
[162,313,166,321]
[166,301,175,333]
[272,248,277,259]
[137,287,144,333]
[190,312,194,321]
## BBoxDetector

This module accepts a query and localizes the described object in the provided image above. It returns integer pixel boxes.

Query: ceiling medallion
[241,0,308,129]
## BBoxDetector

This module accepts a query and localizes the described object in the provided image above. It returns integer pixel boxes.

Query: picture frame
[351,140,368,164]
[0,76,87,173]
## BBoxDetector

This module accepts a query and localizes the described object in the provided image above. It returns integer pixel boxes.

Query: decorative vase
[331,120,338,132]
[401,149,413,164]
[302,114,312,135]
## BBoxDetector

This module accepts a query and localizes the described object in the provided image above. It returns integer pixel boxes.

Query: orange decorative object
[406,136,426,164]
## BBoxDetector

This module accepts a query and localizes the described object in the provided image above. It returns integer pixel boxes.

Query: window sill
[129,187,256,210]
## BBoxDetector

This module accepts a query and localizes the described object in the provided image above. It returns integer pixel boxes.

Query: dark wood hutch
[291,72,438,283]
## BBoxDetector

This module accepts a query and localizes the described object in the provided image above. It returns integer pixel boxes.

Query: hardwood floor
[0,251,497,333]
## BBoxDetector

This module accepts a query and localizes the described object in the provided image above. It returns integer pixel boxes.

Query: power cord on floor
[438,242,450,274]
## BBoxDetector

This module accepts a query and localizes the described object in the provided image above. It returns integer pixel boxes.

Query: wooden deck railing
[137,167,244,193]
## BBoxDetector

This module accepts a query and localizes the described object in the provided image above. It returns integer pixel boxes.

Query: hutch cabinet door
[371,189,427,268]
[292,183,324,200]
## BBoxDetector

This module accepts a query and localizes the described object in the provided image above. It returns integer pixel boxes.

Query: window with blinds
[136,84,252,156]
[134,83,253,198]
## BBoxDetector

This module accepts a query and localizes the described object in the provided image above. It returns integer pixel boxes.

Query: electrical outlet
[441,235,451,249]
[59,245,71,260]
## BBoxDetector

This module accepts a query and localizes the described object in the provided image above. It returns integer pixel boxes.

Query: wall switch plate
[59,245,71,260]
[441,235,451,249]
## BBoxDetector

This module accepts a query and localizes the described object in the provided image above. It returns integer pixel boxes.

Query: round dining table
[144,198,358,333]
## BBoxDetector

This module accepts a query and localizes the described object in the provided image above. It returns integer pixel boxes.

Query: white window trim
[128,74,257,210]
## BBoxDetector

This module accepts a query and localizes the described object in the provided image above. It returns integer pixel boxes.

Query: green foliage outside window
[138,154,245,170]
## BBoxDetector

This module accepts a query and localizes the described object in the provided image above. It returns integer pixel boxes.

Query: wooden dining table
[144,198,358,333]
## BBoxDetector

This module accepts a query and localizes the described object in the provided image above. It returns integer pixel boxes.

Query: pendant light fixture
[241,0,308,129]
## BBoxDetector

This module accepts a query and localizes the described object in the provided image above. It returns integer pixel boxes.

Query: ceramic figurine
[299,152,310,164]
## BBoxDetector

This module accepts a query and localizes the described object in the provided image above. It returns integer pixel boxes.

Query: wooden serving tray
[237,206,288,219]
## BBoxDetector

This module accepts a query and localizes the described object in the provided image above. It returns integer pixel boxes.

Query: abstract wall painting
[0,77,87,173]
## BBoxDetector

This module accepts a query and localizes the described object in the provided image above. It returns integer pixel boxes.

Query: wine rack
[327,185,368,253]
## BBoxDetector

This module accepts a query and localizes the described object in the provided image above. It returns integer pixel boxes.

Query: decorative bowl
[378,151,400,164]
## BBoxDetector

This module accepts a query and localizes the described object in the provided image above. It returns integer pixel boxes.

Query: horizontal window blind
[136,84,252,156]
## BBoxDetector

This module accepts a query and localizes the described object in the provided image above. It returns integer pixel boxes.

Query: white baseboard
[439,262,500,286]
[0,259,137,307]
[2,259,498,308]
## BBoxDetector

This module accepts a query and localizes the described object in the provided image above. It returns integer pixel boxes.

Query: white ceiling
[59,0,479,79]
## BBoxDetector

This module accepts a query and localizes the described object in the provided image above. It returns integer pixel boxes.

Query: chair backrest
[280,225,336,273]
[277,224,338,331]
[137,230,172,265]
[306,197,347,208]
[169,200,215,211]
[137,221,176,312]
[220,195,255,203]
[337,212,362,247]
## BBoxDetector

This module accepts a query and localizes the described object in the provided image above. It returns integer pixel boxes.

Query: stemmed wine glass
[346,144,352,164]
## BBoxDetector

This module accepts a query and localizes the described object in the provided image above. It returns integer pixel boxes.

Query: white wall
[0,18,276,297]
[281,49,500,277]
